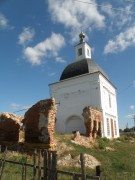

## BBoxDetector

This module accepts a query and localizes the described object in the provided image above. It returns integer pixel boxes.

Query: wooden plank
[0,146,7,180]
[0,159,100,179]
[24,165,27,180]
[33,149,37,180]
[0,149,100,180]
[80,153,86,180]
[38,150,42,180]
[48,151,52,180]
[96,166,101,177]
[50,151,57,180]
[43,149,48,180]
[57,170,100,179]
[22,163,27,180]
[73,173,79,180]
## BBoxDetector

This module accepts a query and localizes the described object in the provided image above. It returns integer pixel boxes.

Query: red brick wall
[0,113,20,141]
[24,98,56,145]
[82,106,102,138]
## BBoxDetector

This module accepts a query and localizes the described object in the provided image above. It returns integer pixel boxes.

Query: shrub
[117,135,133,141]
[117,135,126,141]
[99,141,105,149]
[98,139,106,149]
[97,137,111,149]
[102,137,110,143]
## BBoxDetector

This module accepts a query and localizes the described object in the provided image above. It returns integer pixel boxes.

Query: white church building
[49,33,119,139]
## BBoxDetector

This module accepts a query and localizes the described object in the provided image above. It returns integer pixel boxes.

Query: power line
[126,0,135,3]
[118,82,135,95]
[13,108,29,113]
[12,101,60,114]
[73,0,135,14]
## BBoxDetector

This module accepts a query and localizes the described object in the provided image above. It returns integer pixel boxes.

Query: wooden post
[80,153,86,180]
[50,151,57,180]
[48,151,52,180]
[38,149,42,180]
[22,163,26,180]
[5,146,7,153]
[33,149,37,180]
[96,165,101,176]
[43,149,48,180]
[0,146,7,180]
[73,173,79,180]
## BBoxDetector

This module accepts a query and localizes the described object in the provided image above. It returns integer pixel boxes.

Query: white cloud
[55,57,66,63]
[49,72,55,77]
[130,105,135,111]
[48,0,105,42]
[10,103,31,113]
[24,32,65,65]
[101,4,133,28]
[101,3,115,18]
[115,5,133,29]
[0,13,8,28]
[10,103,20,110]
[126,114,134,119]
[104,25,135,54]
[18,27,35,46]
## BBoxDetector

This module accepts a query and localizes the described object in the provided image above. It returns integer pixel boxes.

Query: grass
[0,135,135,180]
[56,134,135,180]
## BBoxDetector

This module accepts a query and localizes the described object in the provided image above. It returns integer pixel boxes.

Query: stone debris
[72,131,80,141]
[71,135,95,148]
[0,113,23,141]
[54,135,100,169]
[57,153,101,169]
[105,147,115,151]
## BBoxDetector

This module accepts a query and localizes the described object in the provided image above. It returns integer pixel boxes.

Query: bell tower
[75,32,91,61]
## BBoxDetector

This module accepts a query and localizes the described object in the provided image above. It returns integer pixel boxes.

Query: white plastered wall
[49,73,101,134]
[99,74,119,138]
[49,72,119,138]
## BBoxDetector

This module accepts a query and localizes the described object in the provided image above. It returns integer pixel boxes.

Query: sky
[0,0,135,129]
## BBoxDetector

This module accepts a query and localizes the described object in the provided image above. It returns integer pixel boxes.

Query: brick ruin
[0,101,103,150]
[82,106,102,138]
[0,113,22,142]
[0,98,56,149]
[23,98,56,146]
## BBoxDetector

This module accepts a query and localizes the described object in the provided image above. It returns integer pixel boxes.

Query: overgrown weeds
[0,134,135,180]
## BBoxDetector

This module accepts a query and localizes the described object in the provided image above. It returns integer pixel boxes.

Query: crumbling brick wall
[82,106,102,138]
[24,98,56,146]
[0,113,22,141]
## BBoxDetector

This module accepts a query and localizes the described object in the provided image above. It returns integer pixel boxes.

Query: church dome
[60,58,108,81]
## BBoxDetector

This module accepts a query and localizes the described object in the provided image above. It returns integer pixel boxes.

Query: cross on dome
[79,32,85,43]
[75,32,91,60]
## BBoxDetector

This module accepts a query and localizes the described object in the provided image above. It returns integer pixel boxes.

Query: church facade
[49,33,119,139]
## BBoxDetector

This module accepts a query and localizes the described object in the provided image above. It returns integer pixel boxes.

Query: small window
[78,48,82,56]
[114,120,117,136]
[87,49,89,56]
[109,94,111,108]
[106,118,110,136]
